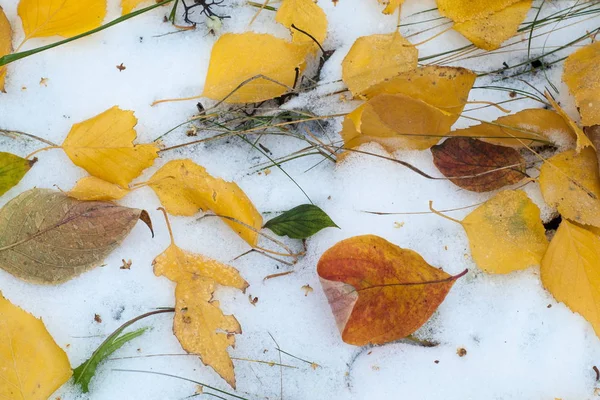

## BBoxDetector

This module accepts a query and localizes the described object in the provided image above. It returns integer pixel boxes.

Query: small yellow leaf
[275,0,327,49]
[546,94,594,152]
[149,159,263,246]
[541,220,600,337]
[203,33,307,103]
[0,292,72,399]
[62,107,159,187]
[341,93,455,152]
[342,32,417,97]
[0,7,11,92]
[68,176,130,201]
[153,218,248,388]
[378,0,405,14]
[563,41,600,127]
[539,148,600,228]
[121,0,149,14]
[18,0,107,39]
[462,190,548,273]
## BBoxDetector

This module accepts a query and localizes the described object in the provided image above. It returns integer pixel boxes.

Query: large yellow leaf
[546,93,594,152]
[148,159,263,246]
[121,0,149,14]
[341,93,455,152]
[18,0,107,39]
[539,148,600,228]
[541,220,600,337]
[61,107,159,187]
[563,41,600,127]
[361,65,476,117]
[202,33,307,103]
[449,109,574,148]
[153,218,248,388]
[275,0,327,49]
[0,293,72,399]
[341,33,417,97]
[461,190,548,273]
[68,176,130,201]
[0,7,11,92]
[436,0,531,50]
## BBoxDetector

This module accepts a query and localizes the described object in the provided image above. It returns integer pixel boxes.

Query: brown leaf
[431,137,528,192]
[0,188,152,284]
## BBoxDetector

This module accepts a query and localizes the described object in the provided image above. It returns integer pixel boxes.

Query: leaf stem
[157,207,176,245]
[0,129,58,146]
[25,145,61,160]
[429,201,463,225]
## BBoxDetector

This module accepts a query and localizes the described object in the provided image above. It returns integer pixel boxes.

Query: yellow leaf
[0,7,11,92]
[436,0,531,50]
[148,159,263,246]
[121,0,148,14]
[202,33,307,103]
[275,0,327,49]
[342,32,417,97]
[539,148,600,228]
[378,0,405,14]
[461,190,548,273]
[61,107,159,187]
[563,41,600,127]
[68,176,130,201]
[0,293,72,400]
[546,93,594,152]
[18,0,107,39]
[449,109,574,148]
[361,65,476,117]
[341,93,455,152]
[541,220,600,337]
[153,214,248,388]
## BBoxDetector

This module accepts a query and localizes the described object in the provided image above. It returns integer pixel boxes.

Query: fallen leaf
[431,137,527,192]
[341,93,455,152]
[459,190,548,273]
[378,0,404,14]
[94,314,102,323]
[301,284,313,296]
[541,220,600,337]
[449,108,574,148]
[62,107,159,187]
[116,63,126,71]
[546,94,594,152]
[584,125,600,172]
[0,6,11,92]
[0,292,72,399]
[361,65,476,117]
[39,77,48,86]
[539,148,600,228]
[18,0,107,39]
[563,40,600,127]
[436,0,532,50]
[153,211,248,388]
[0,152,36,196]
[342,32,417,97]
[203,33,307,103]
[120,259,132,270]
[317,235,465,345]
[456,347,467,357]
[121,0,149,14]
[263,204,338,239]
[275,0,327,49]
[149,159,263,246]
[68,176,130,201]
[0,188,152,284]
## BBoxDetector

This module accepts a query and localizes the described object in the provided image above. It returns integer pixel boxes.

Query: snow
[0,0,599,399]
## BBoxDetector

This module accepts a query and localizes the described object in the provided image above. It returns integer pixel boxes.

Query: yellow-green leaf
[0,152,36,196]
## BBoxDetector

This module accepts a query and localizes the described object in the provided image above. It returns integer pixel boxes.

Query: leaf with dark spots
[431,137,528,192]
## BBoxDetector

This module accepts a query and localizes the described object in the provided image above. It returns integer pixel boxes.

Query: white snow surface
[0,0,599,399]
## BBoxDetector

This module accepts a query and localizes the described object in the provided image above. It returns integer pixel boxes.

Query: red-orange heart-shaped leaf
[317,235,466,346]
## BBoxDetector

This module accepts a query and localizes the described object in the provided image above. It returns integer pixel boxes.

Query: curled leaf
[431,137,527,192]
[563,40,600,127]
[539,148,600,228]
[342,33,417,97]
[0,152,36,196]
[68,176,130,201]
[0,6,11,92]
[546,94,594,152]
[317,235,465,345]
[0,189,152,284]
[203,33,307,103]
[460,190,548,273]
[149,159,263,246]
[541,220,600,337]
[264,204,338,239]
[275,0,327,49]
[62,107,159,187]
[0,292,72,399]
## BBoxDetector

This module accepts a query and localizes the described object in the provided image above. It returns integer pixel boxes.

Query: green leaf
[0,152,36,196]
[73,327,148,393]
[264,204,338,239]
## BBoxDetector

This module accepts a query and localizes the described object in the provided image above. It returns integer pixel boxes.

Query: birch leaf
[149,159,263,246]
[18,0,107,39]
[275,0,327,48]
[61,107,159,187]
[0,189,153,284]
[0,152,36,196]
[121,0,149,14]
[68,176,130,201]
[0,6,11,92]
[0,292,72,400]
[563,40,600,127]
[546,94,594,152]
